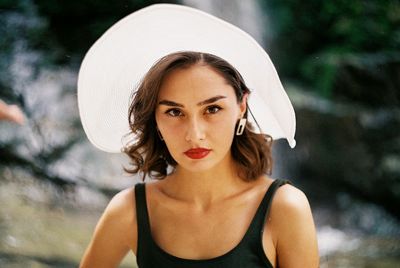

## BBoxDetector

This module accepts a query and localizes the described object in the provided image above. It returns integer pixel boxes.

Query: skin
[79,64,319,267]
[0,100,25,125]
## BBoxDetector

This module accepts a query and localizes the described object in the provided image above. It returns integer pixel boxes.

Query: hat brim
[78,4,296,153]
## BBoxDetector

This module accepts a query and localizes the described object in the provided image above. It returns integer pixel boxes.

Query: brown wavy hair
[123,51,273,181]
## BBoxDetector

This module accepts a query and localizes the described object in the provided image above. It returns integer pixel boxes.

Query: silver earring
[235,118,246,136]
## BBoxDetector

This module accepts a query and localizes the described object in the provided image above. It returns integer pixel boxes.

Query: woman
[79,51,319,267]
[78,4,319,268]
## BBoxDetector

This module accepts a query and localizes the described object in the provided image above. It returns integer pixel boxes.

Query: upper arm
[270,184,319,268]
[79,187,137,268]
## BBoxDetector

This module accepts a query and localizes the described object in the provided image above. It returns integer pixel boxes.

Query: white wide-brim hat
[78,4,296,153]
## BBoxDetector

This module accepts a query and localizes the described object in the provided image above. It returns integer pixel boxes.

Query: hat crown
[78,4,296,152]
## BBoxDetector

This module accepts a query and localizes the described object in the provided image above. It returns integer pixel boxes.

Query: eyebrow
[158,95,227,107]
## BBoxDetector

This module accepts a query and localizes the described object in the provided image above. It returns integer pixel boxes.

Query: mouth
[184,148,211,159]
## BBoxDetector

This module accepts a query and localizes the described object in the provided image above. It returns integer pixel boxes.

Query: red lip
[184,148,211,159]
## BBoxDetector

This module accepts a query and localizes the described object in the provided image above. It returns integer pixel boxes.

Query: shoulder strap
[134,183,152,262]
[260,179,291,228]
[237,179,290,265]
[246,179,291,237]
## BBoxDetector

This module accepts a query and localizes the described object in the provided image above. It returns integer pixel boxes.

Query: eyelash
[165,105,222,117]
[205,105,222,114]
[165,108,183,117]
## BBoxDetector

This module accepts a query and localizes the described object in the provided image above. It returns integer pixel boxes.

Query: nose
[185,116,205,142]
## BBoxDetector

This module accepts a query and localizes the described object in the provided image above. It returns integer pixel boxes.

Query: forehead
[158,64,236,102]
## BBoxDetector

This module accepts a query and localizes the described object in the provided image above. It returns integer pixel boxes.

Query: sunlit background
[0,0,399,267]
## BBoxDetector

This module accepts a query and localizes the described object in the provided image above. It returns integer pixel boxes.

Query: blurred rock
[281,85,400,222]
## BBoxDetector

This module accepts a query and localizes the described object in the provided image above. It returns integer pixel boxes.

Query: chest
[147,195,263,260]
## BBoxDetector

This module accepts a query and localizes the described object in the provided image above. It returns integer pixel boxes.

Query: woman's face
[155,64,247,173]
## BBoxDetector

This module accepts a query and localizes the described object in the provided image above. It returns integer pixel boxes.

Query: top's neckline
[139,180,281,265]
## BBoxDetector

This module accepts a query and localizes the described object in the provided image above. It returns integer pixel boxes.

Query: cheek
[212,117,235,132]
[208,114,238,144]
[156,118,186,148]
[213,108,239,128]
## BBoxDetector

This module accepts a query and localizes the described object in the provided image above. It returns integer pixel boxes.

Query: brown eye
[166,108,183,117]
[205,105,222,114]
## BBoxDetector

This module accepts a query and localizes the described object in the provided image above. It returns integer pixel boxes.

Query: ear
[239,93,249,117]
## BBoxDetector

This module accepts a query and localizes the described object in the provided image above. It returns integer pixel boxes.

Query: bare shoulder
[268,181,320,267]
[257,177,310,210]
[272,182,311,214]
[269,182,315,232]
[97,186,137,245]
[105,186,136,218]
[101,186,137,248]
[79,186,138,267]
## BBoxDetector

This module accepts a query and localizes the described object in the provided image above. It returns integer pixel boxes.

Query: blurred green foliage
[32,0,177,58]
[260,0,400,99]
[0,0,177,64]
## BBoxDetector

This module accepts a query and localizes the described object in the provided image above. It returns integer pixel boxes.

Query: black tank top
[134,179,289,268]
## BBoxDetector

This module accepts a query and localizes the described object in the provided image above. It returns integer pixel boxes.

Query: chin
[179,160,215,173]
[175,154,230,174]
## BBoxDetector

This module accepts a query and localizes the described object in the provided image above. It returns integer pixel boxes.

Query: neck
[161,156,248,209]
